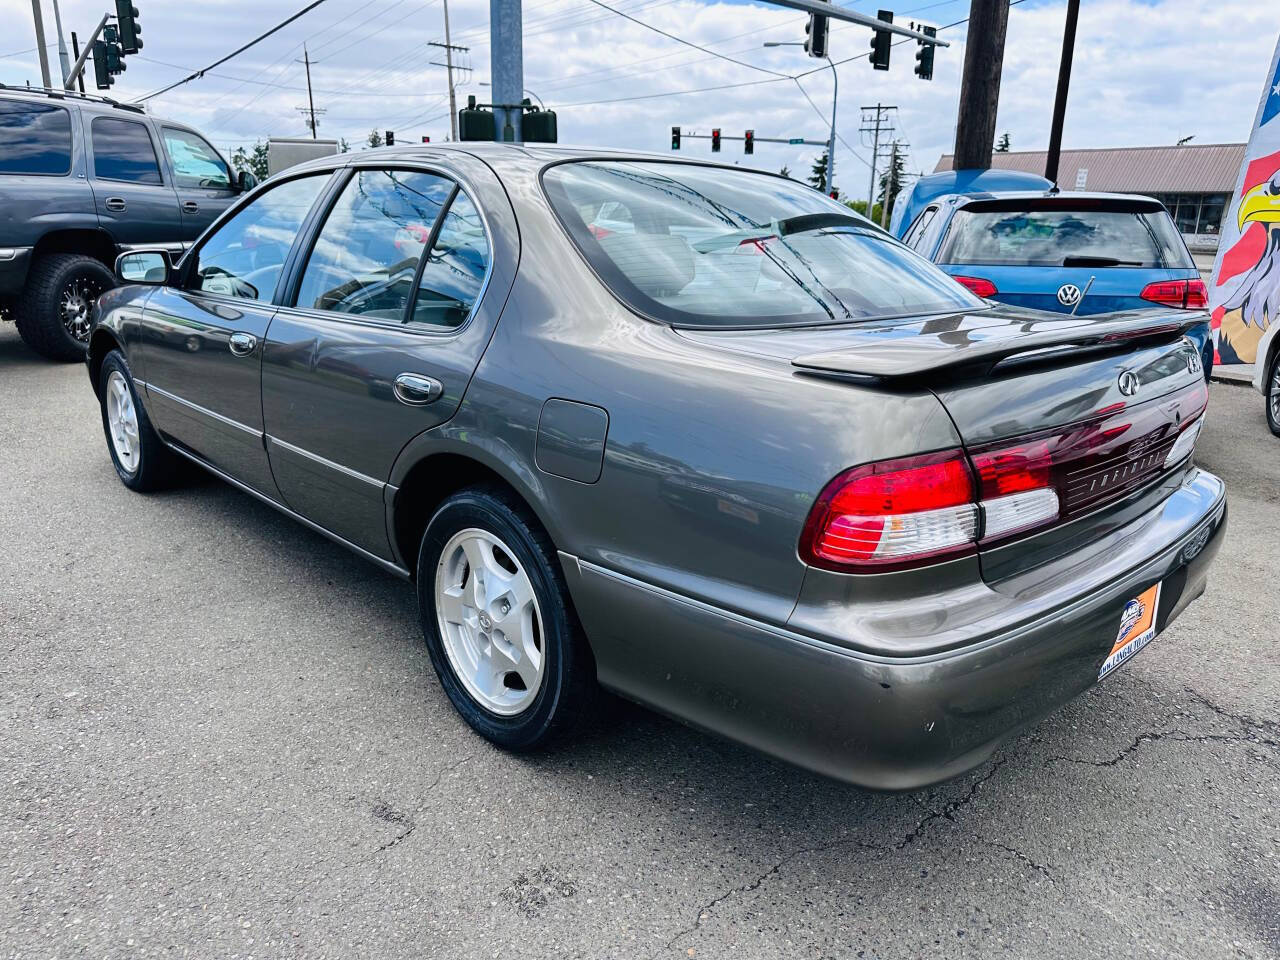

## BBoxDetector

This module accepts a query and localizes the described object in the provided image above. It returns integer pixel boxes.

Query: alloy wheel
[60,275,104,342]
[434,527,545,716]
[105,371,141,474]
[1271,360,1280,426]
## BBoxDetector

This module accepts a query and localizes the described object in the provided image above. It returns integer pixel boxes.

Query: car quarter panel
[391,156,965,626]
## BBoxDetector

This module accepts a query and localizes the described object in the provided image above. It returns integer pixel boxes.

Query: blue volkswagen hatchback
[895,180,1213,378]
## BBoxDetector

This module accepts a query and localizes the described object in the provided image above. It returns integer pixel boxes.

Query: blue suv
[894,171,1213,378]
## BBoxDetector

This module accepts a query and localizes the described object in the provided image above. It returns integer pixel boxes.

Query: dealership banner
[1210,33,1280,365]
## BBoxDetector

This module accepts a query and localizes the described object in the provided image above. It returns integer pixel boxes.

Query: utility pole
[50,0,71,86]
[490,0,522,141]
[301,44,318,139]
[69,31,84,92]
[824,56,836,196]
[860,104,894,214]
[442,0,458,140]
[427,34,469,141]
[952,0,1010,170]
[30,0,52,89]
[881,140,898,227]
[1044,0,1080,184]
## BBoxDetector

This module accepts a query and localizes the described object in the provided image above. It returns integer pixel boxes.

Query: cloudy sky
[3,0,1276,201]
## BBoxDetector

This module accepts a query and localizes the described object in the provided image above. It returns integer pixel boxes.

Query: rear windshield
[0,100,72,176]
[940,204,1193,269]
[543,161,981,328]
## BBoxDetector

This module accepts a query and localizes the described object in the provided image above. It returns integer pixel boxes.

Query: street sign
[1075,168,1088,189]
[789,138,804,144]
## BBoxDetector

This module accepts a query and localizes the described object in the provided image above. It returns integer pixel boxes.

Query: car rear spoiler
[791,309,1206,381]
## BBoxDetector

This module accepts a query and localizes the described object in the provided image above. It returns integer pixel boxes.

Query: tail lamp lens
[953,275,998,298]
[800,451,978,570]
[1140,278,1209,309]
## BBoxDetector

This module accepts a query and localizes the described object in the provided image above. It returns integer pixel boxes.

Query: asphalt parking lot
[2,322,1278,960]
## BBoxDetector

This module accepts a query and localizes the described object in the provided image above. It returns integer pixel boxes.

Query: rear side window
[162,127,232,190]
[0,101,72,175]
[91,117,162,184]
[903,207,937,250]
[411,190,491,328]
[295,169,454,321]
[544,161,979,328]
[940,205,1195,269]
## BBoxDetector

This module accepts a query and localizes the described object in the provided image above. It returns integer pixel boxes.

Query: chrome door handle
[182,200,199,214]
[228,332,257,357]
[104,197,126,212]
[393,373,443,405]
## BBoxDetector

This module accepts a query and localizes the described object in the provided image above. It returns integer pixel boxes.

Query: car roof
[0,83,147,117]
[943,189,1164,206]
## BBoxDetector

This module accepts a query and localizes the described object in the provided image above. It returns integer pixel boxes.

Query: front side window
[162,127,232,190]
[940,202,1195,269]
[295,169,454,321]
[192,174,329,301]
[411,190,491,328]
[0,101,72,175]
[91,117,162,184]
[543,161,979,328]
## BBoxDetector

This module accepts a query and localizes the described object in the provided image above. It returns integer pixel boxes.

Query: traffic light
[105,42,124,76]
[804,6,829,58]
[671,126,680,150]
[870,9,893,71]
[829,188,840,200]
[421,136,431,143]
[115,1,142,54]
[711,128,720,153]
[92,40,112,89]
[385,130,395,145]
[915,25,936,81]
[744,129,754,155]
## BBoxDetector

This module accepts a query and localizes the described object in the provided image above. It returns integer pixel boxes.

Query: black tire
[98,349,182,492]
[15,253,114,362]
[1267,349,1280,438]
[416,485,595,751]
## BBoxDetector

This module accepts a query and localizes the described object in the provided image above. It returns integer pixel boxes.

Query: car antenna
[1070,275,1096,316]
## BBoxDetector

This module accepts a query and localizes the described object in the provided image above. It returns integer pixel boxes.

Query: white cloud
[2,0,1275,198]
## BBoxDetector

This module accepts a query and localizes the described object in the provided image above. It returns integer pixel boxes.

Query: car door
[87,115,182,250]
[159,125,240,240]
[138,171,334,496]
[261,161,510,560]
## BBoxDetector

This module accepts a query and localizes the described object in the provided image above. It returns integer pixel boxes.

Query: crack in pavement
[893,755,1010,851]
[980,835,1055,883]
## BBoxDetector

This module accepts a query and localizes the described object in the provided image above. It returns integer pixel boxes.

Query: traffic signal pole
[824,55,836,197]
[64,12,110,90]
[490,0,523,141]
[29,0,53,88]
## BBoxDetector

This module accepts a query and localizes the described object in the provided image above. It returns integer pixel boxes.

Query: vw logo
[1118,370,1141,397]
[1057,283,1083,307]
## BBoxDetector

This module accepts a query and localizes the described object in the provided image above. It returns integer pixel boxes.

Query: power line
[139,0,332,102]
[134,55,427,96]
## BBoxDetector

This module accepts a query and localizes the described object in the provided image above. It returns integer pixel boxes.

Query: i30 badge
[1118,370,1141,396]
[1057,283,1083,307]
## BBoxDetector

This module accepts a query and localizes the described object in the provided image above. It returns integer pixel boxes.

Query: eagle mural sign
[1210,35,1280,365]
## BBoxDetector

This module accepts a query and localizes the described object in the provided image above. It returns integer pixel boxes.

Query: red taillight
[799,451,978,571]
[953,276,998,298]
[1140,278,1208,309]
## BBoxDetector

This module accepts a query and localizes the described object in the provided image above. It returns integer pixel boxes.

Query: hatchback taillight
[953,275,998,298]
[1140,278,1208,309]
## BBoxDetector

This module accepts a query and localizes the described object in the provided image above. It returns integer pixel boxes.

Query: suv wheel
[1267,350,1280,438]
[98,350,182,491]
[16,253,114,362]
[417,486,595,750]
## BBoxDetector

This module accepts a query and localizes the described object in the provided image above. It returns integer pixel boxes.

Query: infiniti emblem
[479,613,492,631]
[1057,283,1082,307]
[1118,370,1141,397]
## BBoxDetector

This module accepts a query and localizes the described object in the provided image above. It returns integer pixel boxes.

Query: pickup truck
[0,84,256,360]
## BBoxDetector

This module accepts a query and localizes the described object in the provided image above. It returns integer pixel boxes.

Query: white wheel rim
[1270,362,1280,424]
[434,527,545,716]
[105,370,141,474]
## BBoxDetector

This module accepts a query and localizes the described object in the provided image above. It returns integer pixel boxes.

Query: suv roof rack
[0,82,145,115]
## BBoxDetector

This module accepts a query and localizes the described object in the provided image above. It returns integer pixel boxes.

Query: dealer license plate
[1099,583,1162,681]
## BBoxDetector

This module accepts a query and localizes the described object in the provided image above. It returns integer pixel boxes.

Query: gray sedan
[86,145,1226,789]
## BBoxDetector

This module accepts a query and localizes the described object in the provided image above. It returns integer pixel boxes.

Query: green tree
[338,137,351,154]
[230,140,269,180]
[779,164,791,179]
[995,131,1011,153]
[877,144,907,224]
[366,129,384,149]
[843,198,884,224]
[808,152,829,193]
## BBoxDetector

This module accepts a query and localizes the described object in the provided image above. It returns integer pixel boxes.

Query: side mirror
[115,249,173,286]
[237,169,259,193]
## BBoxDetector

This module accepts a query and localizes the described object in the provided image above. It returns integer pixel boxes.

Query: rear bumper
[0,246,32,298]
[562,468,1226,790]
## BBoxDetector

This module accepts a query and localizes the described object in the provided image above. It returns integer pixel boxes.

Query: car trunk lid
[678,304,1209,582]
